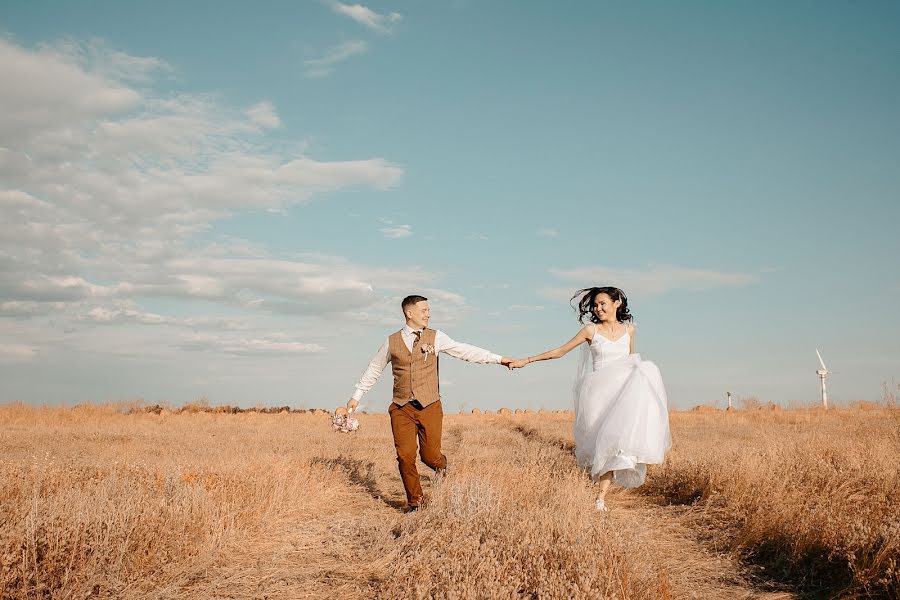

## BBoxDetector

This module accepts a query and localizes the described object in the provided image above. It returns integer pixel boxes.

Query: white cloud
[0,38,139,143]
[377,217,412,239]
[82,307,177,325]
[471,282,510,290]
[544,264,759,298]
[381,224,413,238]
[180,334,324,356]
[0,37,449,366]
[76,305,257,334]
[0,38,401,223]
[303,40,368,78]
[3,275,115,303]
[1,301,66,318]
[328,1,402,34]
[246,101,282,129]
[38,37,174,84]
[538,228,558,237]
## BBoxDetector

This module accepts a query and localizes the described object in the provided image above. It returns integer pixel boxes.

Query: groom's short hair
[401,295,428,311]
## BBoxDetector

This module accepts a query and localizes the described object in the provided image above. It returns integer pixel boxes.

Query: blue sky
[1,1,898,411]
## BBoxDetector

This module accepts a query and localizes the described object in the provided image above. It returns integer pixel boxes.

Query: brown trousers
[389,400,447,506]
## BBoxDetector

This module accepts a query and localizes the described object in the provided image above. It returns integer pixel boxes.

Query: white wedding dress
[572,324,671,488]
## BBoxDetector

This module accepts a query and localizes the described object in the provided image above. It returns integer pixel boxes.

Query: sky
[1,1,898,412]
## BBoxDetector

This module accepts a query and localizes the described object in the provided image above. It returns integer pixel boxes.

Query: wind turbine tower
[816,349,829,409]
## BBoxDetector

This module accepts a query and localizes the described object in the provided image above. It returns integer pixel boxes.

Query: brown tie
[412,330,422,347]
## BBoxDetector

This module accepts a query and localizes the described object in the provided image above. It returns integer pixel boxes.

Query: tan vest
[389,328,440,407]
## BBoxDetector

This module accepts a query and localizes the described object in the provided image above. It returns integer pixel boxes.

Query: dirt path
[504,421,797,600]
[212,416,799,599]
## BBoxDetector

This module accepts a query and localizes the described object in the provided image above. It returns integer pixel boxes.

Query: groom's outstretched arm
[347,340,390,410]
[436,331,512,366]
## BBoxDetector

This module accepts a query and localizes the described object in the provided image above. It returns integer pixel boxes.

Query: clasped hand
[506,358,529,370]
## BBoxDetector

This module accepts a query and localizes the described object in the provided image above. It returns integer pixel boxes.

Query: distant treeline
[132,403,337,415]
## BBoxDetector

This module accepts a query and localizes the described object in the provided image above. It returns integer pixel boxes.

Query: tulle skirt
[573,353,671,488]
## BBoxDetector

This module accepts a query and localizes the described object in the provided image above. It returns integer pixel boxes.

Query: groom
[347,294,514,511]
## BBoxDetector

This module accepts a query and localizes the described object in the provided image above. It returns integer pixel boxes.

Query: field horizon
[5,392,893,416]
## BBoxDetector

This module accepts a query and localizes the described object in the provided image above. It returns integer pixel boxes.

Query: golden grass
[520,406,900,597]
[1,402,897,598]
[656,408,900,596]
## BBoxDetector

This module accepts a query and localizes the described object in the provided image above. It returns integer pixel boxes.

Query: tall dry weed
[648,408,900,596]
[2,404,765,599]
[495,407,900,597]
[1,407,393,598]
[375,425,663,598]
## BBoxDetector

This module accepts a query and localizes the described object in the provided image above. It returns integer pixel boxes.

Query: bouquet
[332,406,360,433]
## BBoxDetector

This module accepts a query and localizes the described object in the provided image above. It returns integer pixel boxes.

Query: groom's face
[405,300,430,329]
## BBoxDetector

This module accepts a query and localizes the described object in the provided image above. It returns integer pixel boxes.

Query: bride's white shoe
[595,499,609,512]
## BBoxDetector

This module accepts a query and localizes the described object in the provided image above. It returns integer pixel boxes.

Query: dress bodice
[589,325,631,369]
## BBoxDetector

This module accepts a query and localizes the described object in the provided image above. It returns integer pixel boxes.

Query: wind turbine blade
[816,348,828,371]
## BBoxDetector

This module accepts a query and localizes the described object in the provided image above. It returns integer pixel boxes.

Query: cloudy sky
[1,1,898,411]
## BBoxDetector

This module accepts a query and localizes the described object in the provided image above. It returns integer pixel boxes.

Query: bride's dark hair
[571,287,633,324]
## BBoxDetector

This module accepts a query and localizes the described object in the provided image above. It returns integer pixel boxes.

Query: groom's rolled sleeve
[352,339,390,400]
[435,331,502,364]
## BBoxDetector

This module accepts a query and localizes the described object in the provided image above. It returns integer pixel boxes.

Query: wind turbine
[816,349,829,409]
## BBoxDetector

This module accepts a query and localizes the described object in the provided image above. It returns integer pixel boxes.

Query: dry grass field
[1,403,897,599]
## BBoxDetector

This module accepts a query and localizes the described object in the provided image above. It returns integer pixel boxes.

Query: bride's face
[593,293,620,322]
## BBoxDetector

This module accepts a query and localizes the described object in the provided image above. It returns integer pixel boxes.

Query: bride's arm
[510,325,593,369]
[628,323,636,354]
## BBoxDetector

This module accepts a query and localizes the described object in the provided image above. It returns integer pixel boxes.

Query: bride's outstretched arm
[509,325,593,369]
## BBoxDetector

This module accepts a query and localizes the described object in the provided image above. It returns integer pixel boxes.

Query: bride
[510,287,671,511]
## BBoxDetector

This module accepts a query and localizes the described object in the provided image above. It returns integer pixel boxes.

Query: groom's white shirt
[351,324,502,401]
